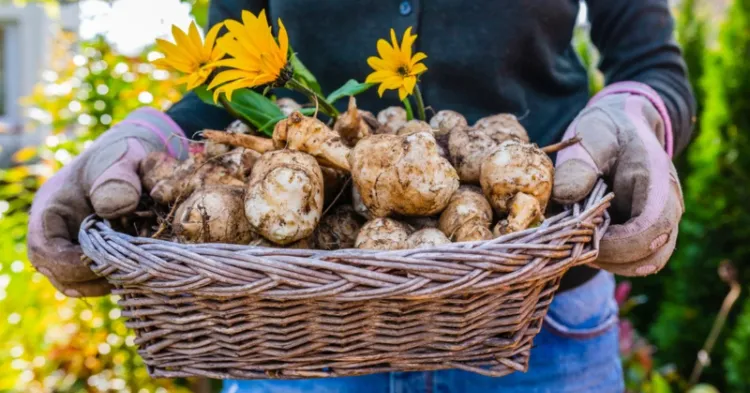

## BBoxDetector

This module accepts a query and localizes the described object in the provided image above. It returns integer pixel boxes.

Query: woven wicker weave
[79,180,612,380]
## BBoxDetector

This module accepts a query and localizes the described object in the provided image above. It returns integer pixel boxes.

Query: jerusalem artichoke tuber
[480,139,553,234]
[244,150,324,245]
[349,131,460,218]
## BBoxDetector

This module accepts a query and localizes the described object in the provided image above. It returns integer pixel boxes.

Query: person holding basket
[27,1,693,392]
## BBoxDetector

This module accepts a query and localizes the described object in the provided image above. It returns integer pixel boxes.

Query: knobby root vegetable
[406,228,451,249]
[144,152,245,205]
[493,193,544,236]
[276,97,302,116]
[429,110,467,148]
[438,185,494,242]
[454,224,493,242]
[355,218,413,250]
[376,106,407,134]
[220,147,261,180]
[172,186,254,244]
[349,131,460,217]
[274,111,351,171]
[480,139,553,234]
[139,152,178,192]
[396,120,449,158]
[334,96,379,146]
[396,120,433,136]
[312,205,366,250]
[205,121,254,157]
[449,113,530,183]
[244,150,324,245]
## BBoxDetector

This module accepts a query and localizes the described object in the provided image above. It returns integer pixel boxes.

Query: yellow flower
[208,10,290,101]
[152,21,225,90]
[365,27,428,101]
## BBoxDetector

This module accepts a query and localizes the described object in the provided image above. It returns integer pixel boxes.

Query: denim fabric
[222,271,624,393]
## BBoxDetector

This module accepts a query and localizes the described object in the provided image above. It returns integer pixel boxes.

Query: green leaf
[326,80,374,105]
[194,86,284,137]
[290,52,322,96]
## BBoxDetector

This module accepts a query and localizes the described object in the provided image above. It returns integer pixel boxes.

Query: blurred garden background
[0,0,747,392]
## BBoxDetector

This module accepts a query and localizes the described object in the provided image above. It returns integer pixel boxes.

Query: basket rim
[78,180,613,301]
[81,180,613,256]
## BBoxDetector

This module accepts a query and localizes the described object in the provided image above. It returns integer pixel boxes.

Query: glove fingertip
[91,180,141,219]
[552,159,598,204]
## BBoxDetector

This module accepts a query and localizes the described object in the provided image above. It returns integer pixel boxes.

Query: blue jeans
[222,271,624,393]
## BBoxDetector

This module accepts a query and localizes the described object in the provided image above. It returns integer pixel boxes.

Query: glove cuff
[114,107,189,160]
[589,82,674,158]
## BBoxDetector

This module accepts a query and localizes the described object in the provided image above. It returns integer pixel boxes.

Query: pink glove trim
[136,107,185,139]
[589,82,674,158]
[117,107,188,159]
[118,119,176,157]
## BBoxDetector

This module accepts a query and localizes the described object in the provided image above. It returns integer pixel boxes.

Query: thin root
[202,130,275,153]
[541,135,581,154]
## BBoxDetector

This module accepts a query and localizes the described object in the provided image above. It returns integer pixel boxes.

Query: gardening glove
[552,82,685,277]
[27,107,188,297]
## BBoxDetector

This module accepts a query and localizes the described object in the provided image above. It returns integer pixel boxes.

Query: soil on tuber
[355,218,413,250]
[448,113,530,183]
[244,150,325,245]
[349,131,459,218]
[438,185,494,242]
[312,205,366,250]
[480,139,553,234]
[334,96,379,146]
[172,185,254,244]
[376,106,408,134]
[406,228,451,249]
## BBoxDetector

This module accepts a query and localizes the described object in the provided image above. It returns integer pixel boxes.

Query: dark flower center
[397,65,410,76]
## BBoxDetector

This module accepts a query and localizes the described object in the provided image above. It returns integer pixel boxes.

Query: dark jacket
[165,0,696,154]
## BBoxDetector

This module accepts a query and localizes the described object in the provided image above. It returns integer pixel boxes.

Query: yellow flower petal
[398,87,409,101]
[365,70,396,83]
[278,19,289,62]
[366,27,428,101]
[403,76,417,95]
[204,22,224,53]
[401,27,416,59]
[172,24,201,63]
[411,63,428,75]
[208,69,250,90]
[376,39,396,62]
[377,82,389,97]
[410,52,427,66]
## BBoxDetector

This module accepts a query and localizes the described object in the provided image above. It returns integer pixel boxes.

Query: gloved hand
[553,82,685,276]
[27,108,188,297]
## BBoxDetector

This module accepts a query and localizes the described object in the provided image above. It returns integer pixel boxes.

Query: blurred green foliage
[0,31,191,392]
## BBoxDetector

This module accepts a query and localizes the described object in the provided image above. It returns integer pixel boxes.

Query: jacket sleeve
[165,0,266,139]
[586,0,697,155]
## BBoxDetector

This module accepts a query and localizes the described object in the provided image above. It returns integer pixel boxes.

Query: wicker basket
[79,180,612,380]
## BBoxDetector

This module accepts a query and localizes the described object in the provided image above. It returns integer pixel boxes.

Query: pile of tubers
[129,96,568,251]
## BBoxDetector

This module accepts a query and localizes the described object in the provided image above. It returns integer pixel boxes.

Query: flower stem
[286,78,339,120]
[402,98,414,121]
[414,84,426,121]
